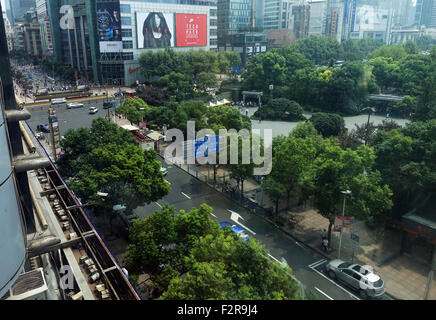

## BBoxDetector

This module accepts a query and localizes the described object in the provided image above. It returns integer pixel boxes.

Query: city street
[25,103,394,301]
[134,158,391,300]
[26,98,117,136]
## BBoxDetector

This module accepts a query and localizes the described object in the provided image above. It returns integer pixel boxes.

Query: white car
[52,98,67,105]
[67,102,84,109]
[89,106,98,114]
[325,259,385,299]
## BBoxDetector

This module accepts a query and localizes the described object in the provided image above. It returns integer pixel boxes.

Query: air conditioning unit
[2,268,48,300]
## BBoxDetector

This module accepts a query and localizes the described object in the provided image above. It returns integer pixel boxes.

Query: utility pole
[338,190,351,259]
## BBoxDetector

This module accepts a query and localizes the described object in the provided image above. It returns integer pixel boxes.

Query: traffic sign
[351,233,360,242]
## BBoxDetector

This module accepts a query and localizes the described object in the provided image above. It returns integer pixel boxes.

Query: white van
[67,102,84,109]
[52,98,67,105]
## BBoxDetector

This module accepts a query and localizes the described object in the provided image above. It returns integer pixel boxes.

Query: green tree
[312,141,393,243]
[58,118,170,216]
[309,113,345,137]
[117,97,150,124]
[196,72,217,93]
[157,72,194,101]
[415,36,435,51]
[253,98,306,121]
[292,35,343,65]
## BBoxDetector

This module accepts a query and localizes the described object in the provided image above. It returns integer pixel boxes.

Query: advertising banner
[176,13,207,47]
[137,12,174,48]
[333,216,352,232]
[97,2,123,52]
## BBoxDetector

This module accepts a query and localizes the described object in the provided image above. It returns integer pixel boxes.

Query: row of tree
[138,49,241,101]
[117,97,252,135]
[123,204,303,300]
[242,36,436,118]
[57,119,170,224]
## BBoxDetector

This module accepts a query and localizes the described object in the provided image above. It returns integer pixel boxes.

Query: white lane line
[308,259,327,268]
[181,192,191,199]
[268,254,281,264]
[315,287,334,300]
[210,213,217,218]
[295,241,304,249]
[310,267,361,300]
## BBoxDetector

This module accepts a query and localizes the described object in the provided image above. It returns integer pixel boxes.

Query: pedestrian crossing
[308,259,327,269]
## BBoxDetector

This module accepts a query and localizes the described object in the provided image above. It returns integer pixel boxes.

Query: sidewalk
[160,146,436,300]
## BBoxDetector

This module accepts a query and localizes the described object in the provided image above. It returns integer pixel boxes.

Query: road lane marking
[308,259,327,268]
[309,267,361,300]
[154,202,162,209]
[181,192,191,199]
[228,210,256,235]
[295,241,304,249]
[268,254,281,263]
[227,209,244,221]
[315,287,334,300]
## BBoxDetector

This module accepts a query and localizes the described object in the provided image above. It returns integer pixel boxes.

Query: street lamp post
[338,190,351,260]
[362,107,375,146]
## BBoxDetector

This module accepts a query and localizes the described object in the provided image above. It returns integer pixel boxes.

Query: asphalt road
[26,98,116,136]
[133,159,389,301]
[26,104,391,301]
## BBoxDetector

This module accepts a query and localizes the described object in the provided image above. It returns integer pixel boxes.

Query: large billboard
[97,2,123,52]
[353,5,389,32]
[136,12,174,48]
[176,13,207,47]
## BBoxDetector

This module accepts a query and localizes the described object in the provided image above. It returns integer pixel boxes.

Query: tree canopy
[123,204,302,300]
[57,118,170,211]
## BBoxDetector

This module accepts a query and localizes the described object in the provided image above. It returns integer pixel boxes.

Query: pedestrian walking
[322,238,329,252]
[321,229,327,240]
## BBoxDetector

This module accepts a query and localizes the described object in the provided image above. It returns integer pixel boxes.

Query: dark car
[37,124,50,133]
[103,102,112,109]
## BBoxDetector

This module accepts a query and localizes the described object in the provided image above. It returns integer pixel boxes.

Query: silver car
[325,259,385,299]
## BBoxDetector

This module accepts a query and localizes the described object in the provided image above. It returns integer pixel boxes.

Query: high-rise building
[217,0,252,47]
[415,0,436,27]
[263,0,297,31]
[292,3,310,38]
[10,0,36,23]
[119,0,218,85]
[324,0,345,41]
[308,0,327,36]
[35,0,53,55]
[2,11,14,51]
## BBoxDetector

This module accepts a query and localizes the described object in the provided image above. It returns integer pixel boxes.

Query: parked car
[219,221,250,241]
[67,102,84,109]
[325,259,385,299]
[89,106,98,114]
[37,124,50,133]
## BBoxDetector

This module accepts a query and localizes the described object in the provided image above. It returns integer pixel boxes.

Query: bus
[34,85,93,101]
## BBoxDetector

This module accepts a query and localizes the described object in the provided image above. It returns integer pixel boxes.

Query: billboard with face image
[97,2,123,52]
[136,12,174,48]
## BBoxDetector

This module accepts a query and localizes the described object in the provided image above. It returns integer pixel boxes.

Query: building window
[121,17,131,26]
[120,4,130,13]
[123,40,133,49]
[123,52,134,60]
[210,19,217,26]
[210,28,217,36]
[210,38,217,46]
[283,2,287,9]
[210,8,217,16]
[121,28,132,37]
